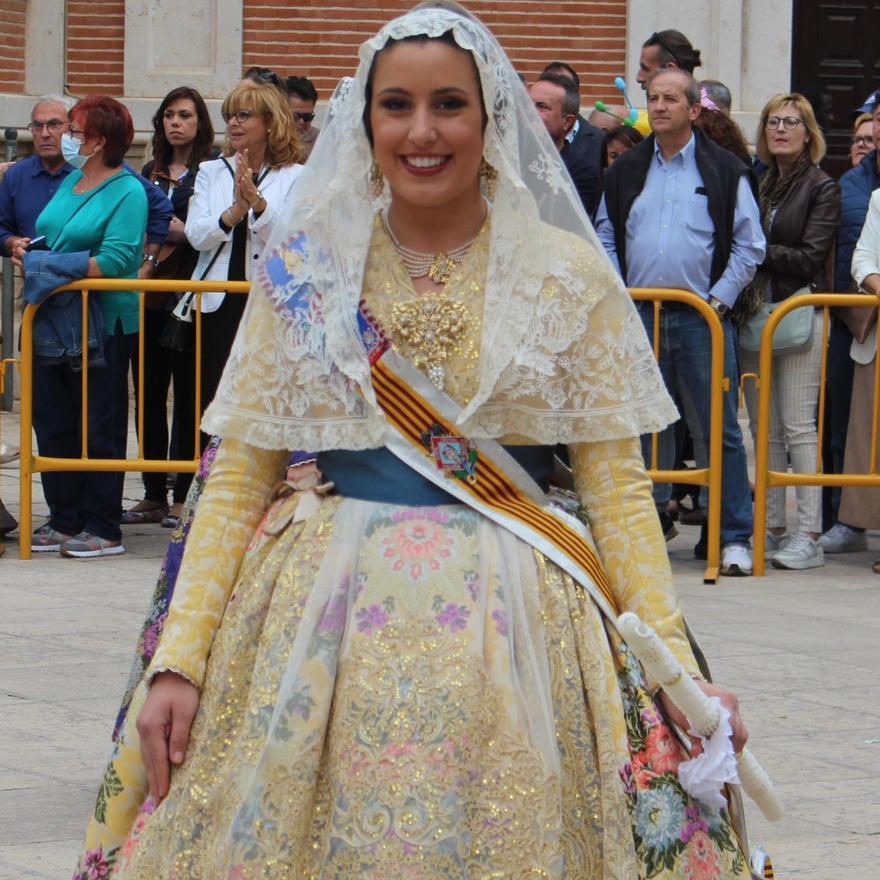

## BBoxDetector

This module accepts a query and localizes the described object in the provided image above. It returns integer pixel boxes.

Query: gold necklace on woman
[383,213,479,392]
[383,211,479,286]
[389,293,475,391]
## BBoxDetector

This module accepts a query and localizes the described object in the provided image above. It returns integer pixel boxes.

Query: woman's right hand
[136,670,200,801]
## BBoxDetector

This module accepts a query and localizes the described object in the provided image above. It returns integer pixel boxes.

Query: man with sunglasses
[285,76,321,158]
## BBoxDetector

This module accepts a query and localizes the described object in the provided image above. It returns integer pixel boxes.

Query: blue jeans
[638,303,753,546]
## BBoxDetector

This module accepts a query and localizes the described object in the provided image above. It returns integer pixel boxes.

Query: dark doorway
[792,1,880,178]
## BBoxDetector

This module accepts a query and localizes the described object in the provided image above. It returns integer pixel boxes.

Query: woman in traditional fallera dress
[75,4,754,877]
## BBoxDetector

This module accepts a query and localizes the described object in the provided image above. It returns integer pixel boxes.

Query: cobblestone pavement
[1,409,878,879]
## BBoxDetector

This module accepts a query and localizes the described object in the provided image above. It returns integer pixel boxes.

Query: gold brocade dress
[75,221,750,880]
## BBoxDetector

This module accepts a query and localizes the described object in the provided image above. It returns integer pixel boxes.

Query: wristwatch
[708,296,730,318]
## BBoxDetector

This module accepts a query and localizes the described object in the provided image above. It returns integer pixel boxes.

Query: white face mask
[60,131,96,170]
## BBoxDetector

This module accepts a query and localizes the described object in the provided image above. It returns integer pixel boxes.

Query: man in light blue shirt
[595,68,765,576]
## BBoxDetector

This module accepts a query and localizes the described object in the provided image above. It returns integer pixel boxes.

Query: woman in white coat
[185,81,304,449]
[837,189,880,570]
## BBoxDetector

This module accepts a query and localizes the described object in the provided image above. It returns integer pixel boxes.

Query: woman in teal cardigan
[12,95,147,557]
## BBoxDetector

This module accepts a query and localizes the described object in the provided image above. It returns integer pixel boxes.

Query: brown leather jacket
[764,164,841,301]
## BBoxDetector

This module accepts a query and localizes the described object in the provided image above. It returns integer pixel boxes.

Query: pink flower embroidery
[645,724,683,775]
[142,621,160,658]
[631,751,658,789]
[683,830,721,880]
[356,604,389,633]
[82,848,111,880]
[435,603,470,632]
[680,805,710,844]
[491,608,508,636]
[319,584,349,632]
[619,761,636,795]
[641,704,663,728]
[382,511,454,580]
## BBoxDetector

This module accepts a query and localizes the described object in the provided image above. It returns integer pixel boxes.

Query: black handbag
[159,242,226,352]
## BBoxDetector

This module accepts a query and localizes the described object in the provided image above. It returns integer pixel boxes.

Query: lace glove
[148,438,290,689]
[569,437,701,684]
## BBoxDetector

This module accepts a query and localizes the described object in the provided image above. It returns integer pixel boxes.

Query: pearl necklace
[383,212,479,286]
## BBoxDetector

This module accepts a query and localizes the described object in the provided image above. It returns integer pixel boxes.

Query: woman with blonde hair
[739,93,840,570]
[185,80,304,449]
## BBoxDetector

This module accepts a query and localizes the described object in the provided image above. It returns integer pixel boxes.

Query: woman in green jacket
[13,95,147,557]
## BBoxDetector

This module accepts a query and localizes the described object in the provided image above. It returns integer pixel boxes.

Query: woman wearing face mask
[122,87,216,530]
[76,6,754,878]
[12,96,147,557]
[184,81,304,451]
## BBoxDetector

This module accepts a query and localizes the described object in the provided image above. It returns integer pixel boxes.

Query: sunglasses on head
[254,69,282,88]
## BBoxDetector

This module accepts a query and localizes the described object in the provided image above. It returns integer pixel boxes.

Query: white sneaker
[771,532,824,570]
[720,543,753,577]
[765,531,789,558]
[819,522,867,553]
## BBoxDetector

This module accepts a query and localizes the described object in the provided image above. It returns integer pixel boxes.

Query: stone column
[25,0,65,97]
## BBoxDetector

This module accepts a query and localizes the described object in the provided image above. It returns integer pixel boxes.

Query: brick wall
[66,0,125,96]
[0,0,27,93]
[243,1,627,106]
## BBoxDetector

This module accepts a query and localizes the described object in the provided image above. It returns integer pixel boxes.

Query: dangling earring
[479,157,498,200]
[369,160,384,199]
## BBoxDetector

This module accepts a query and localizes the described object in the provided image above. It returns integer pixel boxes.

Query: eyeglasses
[27,119,67,134]
[294,111,315,123]
[224,109,256,124]
[766,116,804,130]
[852,135,874,147]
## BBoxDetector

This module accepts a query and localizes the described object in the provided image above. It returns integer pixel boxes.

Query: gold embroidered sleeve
[148,439,290,688]
[569,437,700,681]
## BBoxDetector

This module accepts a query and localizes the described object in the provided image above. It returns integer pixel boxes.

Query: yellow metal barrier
[752,292,880,576]
[18,279,251,560]
[629,289,727,583]
[16,281,729,574]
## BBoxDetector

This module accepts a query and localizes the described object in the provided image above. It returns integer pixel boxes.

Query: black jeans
[199,292,247,450]
[131,307,195,505]
[33,324,130,542]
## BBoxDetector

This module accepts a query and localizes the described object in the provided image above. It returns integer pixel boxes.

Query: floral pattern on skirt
[76,494,749,879]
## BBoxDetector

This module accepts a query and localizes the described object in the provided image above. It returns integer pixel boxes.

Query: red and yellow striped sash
[371,356,619,615]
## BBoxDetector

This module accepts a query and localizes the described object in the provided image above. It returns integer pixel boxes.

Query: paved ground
[1,406,879,879]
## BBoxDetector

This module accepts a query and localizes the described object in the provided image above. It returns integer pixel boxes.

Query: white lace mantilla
[202,2,678,450]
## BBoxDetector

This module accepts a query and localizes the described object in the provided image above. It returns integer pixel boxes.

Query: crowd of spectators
[0,71,319,556]
[1,32,880,574]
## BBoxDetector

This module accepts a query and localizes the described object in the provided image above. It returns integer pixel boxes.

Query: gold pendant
[389,294,472,391]
[427,253,457,285]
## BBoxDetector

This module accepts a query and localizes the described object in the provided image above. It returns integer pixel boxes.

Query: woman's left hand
[235,149,258,206]
[658,679,748,757]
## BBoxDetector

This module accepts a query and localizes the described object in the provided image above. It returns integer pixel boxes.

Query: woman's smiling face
[368,38,485,213]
